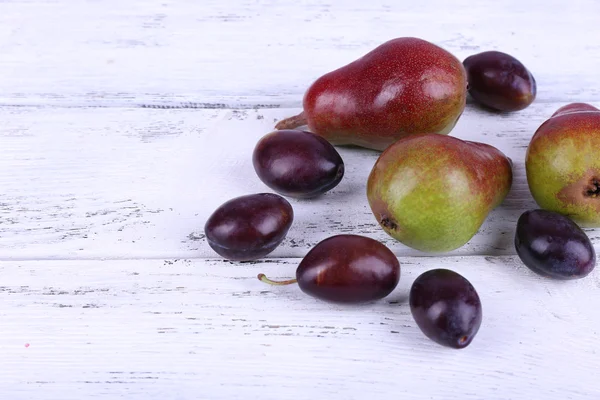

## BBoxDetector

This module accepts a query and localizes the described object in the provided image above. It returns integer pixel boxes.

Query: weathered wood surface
[1,104,599,259]
[0,0,599,107]
[1,258,599,399]
[1,0,600,399]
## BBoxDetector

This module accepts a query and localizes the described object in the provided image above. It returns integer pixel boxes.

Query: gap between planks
[0,97,594,110]
[0,253,525,262]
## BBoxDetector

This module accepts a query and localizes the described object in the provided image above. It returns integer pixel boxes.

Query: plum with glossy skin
[259,234,400,303]
[253,129,344,199]
[275,37,467,151]
[409,269,482,349]
[515,209,596,279]
[463,50,536,112]
[204,193,293,261]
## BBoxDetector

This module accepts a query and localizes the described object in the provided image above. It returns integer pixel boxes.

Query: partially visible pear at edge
[367,134,513,252]
[526,103,600,227]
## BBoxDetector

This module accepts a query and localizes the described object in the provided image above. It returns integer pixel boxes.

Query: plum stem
[257,273,297,286]
[275,111,307,130]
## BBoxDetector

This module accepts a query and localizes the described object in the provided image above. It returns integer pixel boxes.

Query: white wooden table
[2,1,600,399]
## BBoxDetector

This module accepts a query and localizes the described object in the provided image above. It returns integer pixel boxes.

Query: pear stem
[257,273,297,286]
[275,111,307,130]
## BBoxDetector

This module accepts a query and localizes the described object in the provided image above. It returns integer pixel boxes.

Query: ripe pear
[276,37,467,151]
[525,103,600,227]
[367,134,513,252]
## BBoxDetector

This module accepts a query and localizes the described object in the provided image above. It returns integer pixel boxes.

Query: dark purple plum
[204,193,293,261]
[259,234,400,303]
[515,209,596,279]
[409,269,482,349]
[463,51,536,112]
[253,129,344,199]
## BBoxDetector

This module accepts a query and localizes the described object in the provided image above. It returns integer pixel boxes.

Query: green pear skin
[526,103,600,227]
[367,134,513,252]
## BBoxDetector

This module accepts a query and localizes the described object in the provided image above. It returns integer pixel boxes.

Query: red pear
[276,37,467,151]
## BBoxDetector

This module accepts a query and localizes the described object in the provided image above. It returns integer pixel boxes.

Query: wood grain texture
[0,0,599,107]
[2,104,599,259]
[1,257,598,400]
[2,1,600,398]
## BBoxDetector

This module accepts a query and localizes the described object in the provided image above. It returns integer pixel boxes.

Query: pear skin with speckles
[367,134,512,252]
[276,37,467,151]
[526,103,600,227]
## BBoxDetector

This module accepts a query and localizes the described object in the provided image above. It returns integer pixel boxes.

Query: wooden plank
[2,103,599,259]
[0,107,225,258]
[0,0,599,107]
[1,257,598,399]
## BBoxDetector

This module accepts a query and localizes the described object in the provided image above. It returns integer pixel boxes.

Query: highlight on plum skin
[252,129,345,199]
[409,268,482,349]
[204,193,294,261]
[514,209,596,279]
[258,234,401,304]
[463,50,536,112]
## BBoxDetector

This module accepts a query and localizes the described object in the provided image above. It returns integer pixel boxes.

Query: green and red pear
[526,103,600,226]
[367,134,512,252]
